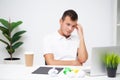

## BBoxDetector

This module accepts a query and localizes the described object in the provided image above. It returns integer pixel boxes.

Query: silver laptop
[90,46,120,76]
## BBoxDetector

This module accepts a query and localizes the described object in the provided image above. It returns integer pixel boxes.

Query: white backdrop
[0,0,115,66]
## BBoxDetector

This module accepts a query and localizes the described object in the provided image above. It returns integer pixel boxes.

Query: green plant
[103,52,120,69]
[0,18,26,60]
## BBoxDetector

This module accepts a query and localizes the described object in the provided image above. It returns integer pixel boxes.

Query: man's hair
[61,9,78,21]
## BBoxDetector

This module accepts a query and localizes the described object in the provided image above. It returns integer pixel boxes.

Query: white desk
[0,64,120,80]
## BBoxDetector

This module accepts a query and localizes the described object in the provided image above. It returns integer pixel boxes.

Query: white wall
[0,0,115,66]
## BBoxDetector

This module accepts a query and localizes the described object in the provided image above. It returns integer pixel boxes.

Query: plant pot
[107,67,117,77]
[4,58,21,64]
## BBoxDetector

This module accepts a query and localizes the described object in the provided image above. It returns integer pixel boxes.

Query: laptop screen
[90,46,120,76]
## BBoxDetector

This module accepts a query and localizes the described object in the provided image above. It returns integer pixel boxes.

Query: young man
[43,9,88,66]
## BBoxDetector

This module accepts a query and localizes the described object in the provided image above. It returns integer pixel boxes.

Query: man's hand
[75,24,84,38]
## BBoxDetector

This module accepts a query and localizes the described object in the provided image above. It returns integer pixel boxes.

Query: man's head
[59,9,78,38]
[61,9,78,21]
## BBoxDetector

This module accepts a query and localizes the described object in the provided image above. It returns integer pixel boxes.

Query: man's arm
[76,24,88,63]
[44,53,82,66]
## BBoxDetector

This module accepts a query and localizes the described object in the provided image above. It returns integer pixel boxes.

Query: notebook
[32,66,63,74]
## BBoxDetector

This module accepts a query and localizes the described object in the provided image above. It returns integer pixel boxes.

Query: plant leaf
[3,33,11,42]
[12,36,21,44]
[103,52,120,68]
[12,42,23,49]
[6,46,15,54]
[12,30,26,38]
[0,26,9,35]
[11,21,22,31]
[12,30,26,43]
[0,39,9,46]
[0,18,9,29]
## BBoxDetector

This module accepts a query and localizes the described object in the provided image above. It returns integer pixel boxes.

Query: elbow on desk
[78,57,88,63]
[45,60,55,65]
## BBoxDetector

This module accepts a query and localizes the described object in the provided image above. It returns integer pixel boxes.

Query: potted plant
[103,52,120,77]
[0,18,26,62]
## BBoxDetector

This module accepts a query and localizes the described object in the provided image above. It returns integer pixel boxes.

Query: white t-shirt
[43,31,79,60]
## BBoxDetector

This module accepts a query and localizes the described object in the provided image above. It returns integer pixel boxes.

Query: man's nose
[68,26,72,31]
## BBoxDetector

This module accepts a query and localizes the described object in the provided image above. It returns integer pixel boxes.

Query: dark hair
[61,9,78,21]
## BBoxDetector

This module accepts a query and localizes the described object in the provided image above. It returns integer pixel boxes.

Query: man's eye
[72,26,76,29]
[67,23,70,26]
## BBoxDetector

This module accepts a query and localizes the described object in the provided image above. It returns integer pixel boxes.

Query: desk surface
[0,64,120,80]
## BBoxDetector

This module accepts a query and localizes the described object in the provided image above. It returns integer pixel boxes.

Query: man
[43,9,88,66]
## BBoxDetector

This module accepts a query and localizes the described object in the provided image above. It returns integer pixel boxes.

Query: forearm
[47,59,82,66]
[77,36,88,63]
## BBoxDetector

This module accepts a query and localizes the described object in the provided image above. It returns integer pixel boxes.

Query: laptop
[90,46,120,76]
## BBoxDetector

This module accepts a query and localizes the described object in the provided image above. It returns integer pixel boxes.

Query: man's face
[60,16,77,37]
